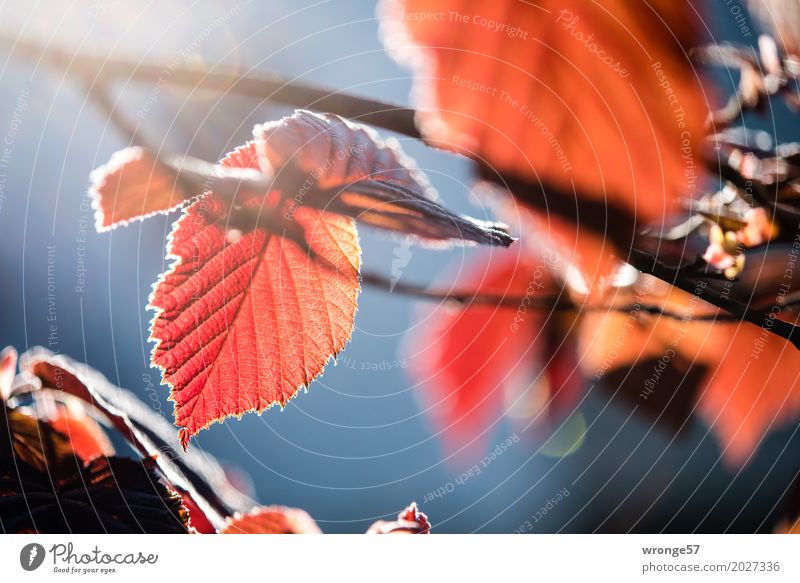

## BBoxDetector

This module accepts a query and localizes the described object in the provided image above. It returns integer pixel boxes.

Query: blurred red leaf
[698,324,800,465]
[382,0,707,289]
[409,245,581,453]
[220,506,322,534]
[580,275,800,465]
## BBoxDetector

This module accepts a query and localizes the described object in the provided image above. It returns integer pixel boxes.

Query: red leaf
[409,245,580,453]
[366,502,431,534]
[149,142,361,448]
[22,349,254,525]
[1,454,189,533]
[578,277,724,376]
[220,506,322,534]
[697,324,800,466]
[90,147,191,231]
[579,276,800,465]
[180,493,217,534]
[90,112,512,247]
[1,405,77,478]
[92,112,512,447]
[255,111,513,247]
[381,0,707,289]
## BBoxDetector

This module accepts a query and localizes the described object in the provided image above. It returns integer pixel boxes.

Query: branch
[361,269,743,323]
[360,270,564,308]
[0,33,420,139]
[628,249,800,349]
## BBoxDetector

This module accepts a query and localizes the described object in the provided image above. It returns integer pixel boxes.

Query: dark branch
[361,269,743,323]
[628,249,800,349]
[0,33,421,139]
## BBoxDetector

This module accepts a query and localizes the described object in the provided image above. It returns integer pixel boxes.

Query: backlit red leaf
[255,111,513,247]
[149,142,361,448]
[90,147,191,231]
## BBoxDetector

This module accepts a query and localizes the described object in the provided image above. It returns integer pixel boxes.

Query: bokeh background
[1,0,799,533]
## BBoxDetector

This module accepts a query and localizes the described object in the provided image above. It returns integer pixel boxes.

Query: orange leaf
[149,142,361,449]
[698,324,800,466]
[90,147,191,231]
[579,275,800,465]
[382,0,707,288]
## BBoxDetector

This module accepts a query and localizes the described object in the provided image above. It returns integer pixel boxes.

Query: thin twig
[361,269,744,322]
[360,270,564,308]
